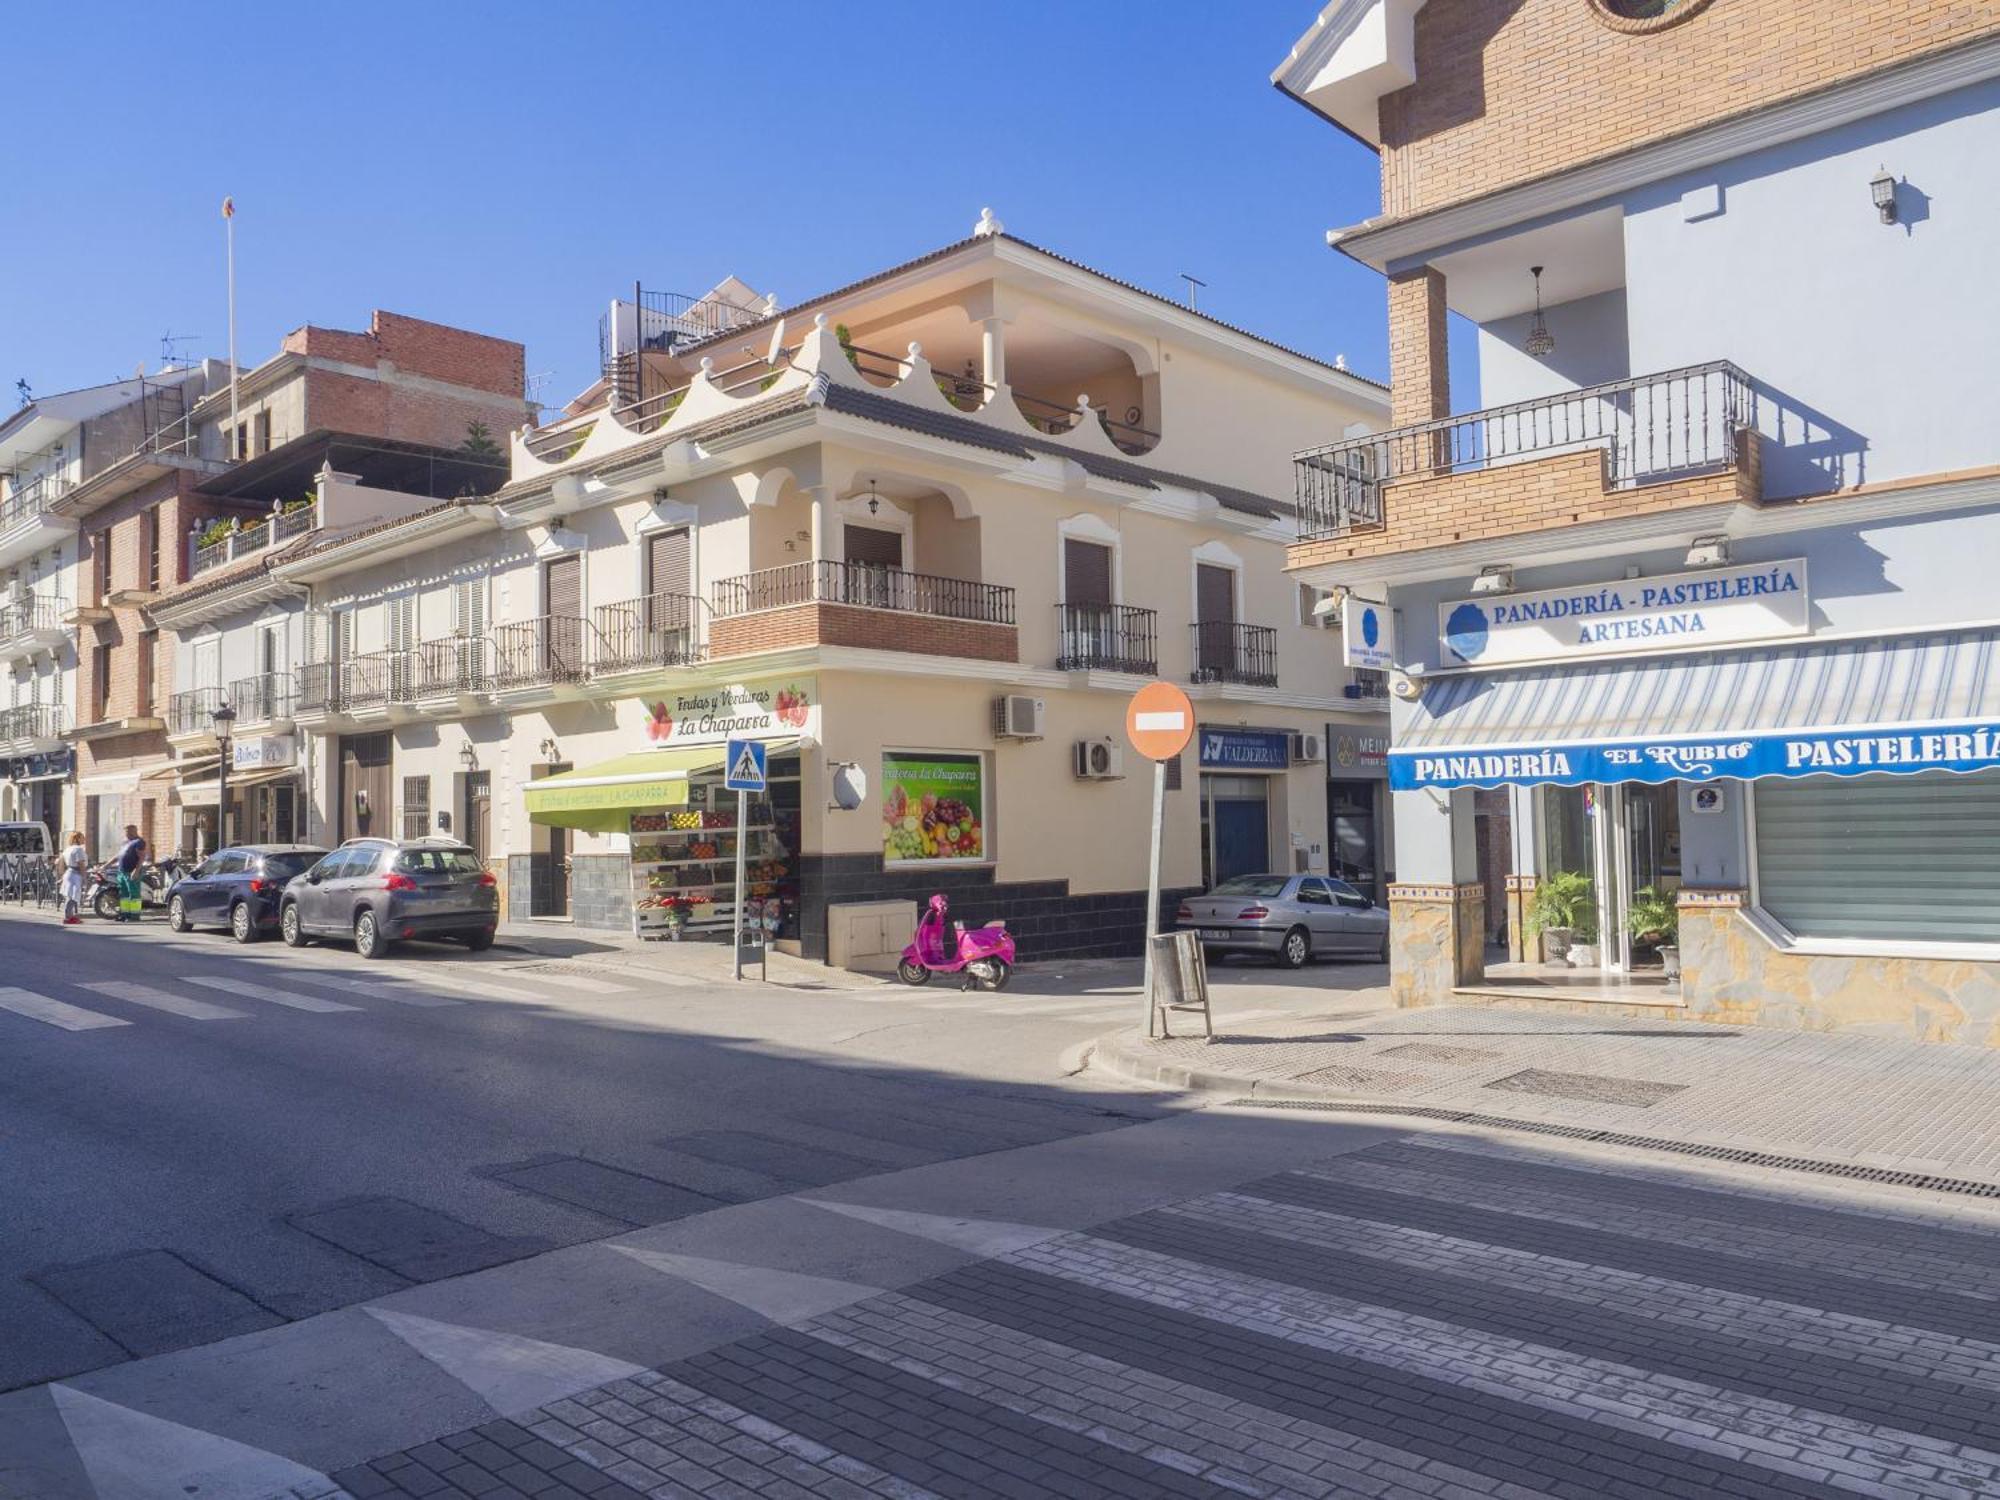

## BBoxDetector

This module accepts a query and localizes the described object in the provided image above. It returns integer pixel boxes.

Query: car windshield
[1211,876,1291,899]
[0,827,44,854]
[395,849,484,876]
[262,853,319,881]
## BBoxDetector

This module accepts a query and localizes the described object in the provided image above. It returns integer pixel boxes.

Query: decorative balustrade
[491,616,595,689]
[0,703,65,746]
[229,672,296,725]
[1056,603,1157,674]
[1190,621,1278,688]
[593,593,705,671]
[711,561,1015,625]
[167,686,227,736]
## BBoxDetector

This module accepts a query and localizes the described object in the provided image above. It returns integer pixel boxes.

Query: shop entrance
[1535,782,1680,974]
[529,762,572,918]
[1200,774,1270,887]
[1327,779,1380,904]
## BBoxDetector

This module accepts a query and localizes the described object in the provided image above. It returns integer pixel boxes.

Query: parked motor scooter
[86,858,184,920]
[897,893,1016,990]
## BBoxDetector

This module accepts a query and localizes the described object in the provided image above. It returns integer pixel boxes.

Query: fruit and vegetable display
[630,786,796,941]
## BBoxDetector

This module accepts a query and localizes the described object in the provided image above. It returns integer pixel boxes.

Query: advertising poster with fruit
[640,678,815,746]
[881,753,987,864]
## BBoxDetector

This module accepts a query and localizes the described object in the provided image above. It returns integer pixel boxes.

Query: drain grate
[1485,1068,1688,1107]
[1221,1099,2000,1200]
[1290,1064,1427,1091]
[1379,1042,1502,1065]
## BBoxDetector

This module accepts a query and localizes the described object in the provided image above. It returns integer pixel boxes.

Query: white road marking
[293,975,462,1007]
[484,967,633,995]
[52,1383,330,1499]
[79,982,248,1021]
[387,968,552,1003]
[365,1307,646,1418]
[0,987,132,1031]
[184,976,361,1013]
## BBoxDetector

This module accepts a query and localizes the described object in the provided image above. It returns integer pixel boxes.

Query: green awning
[523,741,796,832]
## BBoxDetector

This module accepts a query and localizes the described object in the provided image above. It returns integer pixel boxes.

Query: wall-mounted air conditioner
[992,694,1045,740]
[1290,731,1325,765]
[1073,737,1125,780]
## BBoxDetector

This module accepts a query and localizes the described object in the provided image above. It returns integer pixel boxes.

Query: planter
[1541,927,1574,966]
[1657,943,1681,979]
[1569,941,1600,969]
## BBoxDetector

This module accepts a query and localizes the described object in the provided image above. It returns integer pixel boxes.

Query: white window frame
[1057,513,1123,606]
[634,498,700,602]
[880,747,995,869]
[1745,776,2000,962]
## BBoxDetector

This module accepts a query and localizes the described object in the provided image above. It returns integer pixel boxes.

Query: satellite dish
[828,761,868,811]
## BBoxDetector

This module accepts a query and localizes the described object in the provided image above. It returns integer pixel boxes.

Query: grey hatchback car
[1177,873,1390,969]
[280,837,498,959]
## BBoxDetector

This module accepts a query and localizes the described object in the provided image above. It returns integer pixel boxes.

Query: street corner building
[198,222,1393,964]
[1275,0,2000,1040]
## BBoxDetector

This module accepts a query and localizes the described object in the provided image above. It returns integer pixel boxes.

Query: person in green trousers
[114,824,146,922]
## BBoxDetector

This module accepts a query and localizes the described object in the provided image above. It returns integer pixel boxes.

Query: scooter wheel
[896,959,932,987]
[983,960,1012,992]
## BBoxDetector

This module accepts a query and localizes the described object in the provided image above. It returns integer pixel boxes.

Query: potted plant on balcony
[1626,886,1680,978]
[1526,870,1595,967]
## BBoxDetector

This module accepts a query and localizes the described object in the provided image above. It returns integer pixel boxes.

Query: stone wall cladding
[566,853,631,932]
[1679,889,2000,1044]
[1388,881,1486,1008]
[709,604,1019,663]
[1289,432,1758,571]
[1378,1,2000,221]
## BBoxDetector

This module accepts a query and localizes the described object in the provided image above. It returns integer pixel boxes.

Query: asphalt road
[0,907,1272,1394]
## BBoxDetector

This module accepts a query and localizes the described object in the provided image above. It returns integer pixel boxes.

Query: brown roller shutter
[842,526,903,567]
[647,528,690,598]
[1064,539,1112,605]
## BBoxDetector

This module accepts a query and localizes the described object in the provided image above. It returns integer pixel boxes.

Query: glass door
[1595,785,1632,974]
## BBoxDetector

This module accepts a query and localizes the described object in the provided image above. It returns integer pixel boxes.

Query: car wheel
[463,929,494,952]
[230,902,259,944]
[1278,926,1311,969]
[167,894,190,933]
[355,909,388,960]
[94,887,119,920]
[281,903,310,948]
[896,959,932,987]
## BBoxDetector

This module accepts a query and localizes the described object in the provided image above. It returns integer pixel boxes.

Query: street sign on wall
[1342,598,1394,671]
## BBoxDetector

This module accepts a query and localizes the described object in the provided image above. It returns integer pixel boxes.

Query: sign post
[723,737,768,981]
[1125,682,1195,1031]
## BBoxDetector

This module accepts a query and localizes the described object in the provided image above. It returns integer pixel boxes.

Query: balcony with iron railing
[414,636,491,699]
[190,499,316,577]
[1190,620,1278,688]
[492,616,596,691]
[167,686,228,737]
[1055,603,1157,675]
[709,559,1018,663]
[594,593,705,673]
[0,594,69,657]
[0,702,65,749]
[0,472,78,571]
[1294,361,1759,553]
[229,672,296,727]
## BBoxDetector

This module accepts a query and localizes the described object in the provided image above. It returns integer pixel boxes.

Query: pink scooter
[897,893,1016,990]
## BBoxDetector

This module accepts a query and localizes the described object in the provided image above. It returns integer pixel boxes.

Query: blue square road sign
[724,737,768,792]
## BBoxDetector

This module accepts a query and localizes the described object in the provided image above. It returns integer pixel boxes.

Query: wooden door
[339,733,392,842]
[543,555,582,676]
[1196,562,1236,674]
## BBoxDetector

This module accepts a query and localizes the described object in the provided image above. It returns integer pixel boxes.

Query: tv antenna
[159,331,203,369]
[14,378,31,407]
[1178,273,1207,310]
[525,370,558,411]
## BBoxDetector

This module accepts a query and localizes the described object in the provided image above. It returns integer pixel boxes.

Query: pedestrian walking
[59,831,87,924]
[115,824,146,922]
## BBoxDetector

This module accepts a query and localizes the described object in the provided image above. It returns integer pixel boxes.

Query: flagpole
[223,197,239,449]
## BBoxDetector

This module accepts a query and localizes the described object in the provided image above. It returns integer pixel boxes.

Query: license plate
[1201,928,1232,941]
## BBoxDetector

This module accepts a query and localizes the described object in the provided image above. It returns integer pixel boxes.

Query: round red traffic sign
[1125,681,1195,762]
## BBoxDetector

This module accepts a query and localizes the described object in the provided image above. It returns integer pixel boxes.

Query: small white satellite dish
[828,761,868,811]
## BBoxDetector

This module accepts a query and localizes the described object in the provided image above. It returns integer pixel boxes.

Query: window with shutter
[1063,540,1113,606]
[842,526,903,568]
[647,528,691,599]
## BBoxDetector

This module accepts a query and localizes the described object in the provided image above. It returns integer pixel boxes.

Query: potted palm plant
[1526,870,1595,967]
[1625,886,1680,977]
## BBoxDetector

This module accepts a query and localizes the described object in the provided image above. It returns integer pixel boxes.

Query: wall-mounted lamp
[1470,564,1515,596]
[1870,168,1898,224]
[1685,535,1731,568]
[538,737,560,763]
[1525,267,1556,359]
[459,741,479,770]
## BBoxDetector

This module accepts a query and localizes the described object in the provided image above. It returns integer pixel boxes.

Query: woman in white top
[59,830,88,924]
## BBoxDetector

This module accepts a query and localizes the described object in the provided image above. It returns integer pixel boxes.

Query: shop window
[881,751,989,865]
[401,776,432,841]
[629,754,800,940]
[1754,772,2000,946]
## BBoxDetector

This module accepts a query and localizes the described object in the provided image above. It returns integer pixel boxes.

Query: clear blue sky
[2,1,1465,417]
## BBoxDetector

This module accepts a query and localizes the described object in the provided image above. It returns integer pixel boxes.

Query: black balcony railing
[168,686,227,735]
[1190,621,1277,688]
[1056,603,1157,674]
[0,473,71,531]
[337,651,404,711]
[416,636,491,697]
[1295,360,1756,538]
[492,616,593,689]
[711,561,1015,626]
[594,593,705,672]
[230,672,296,724]
[0,594,68,641]
[0,703,65,744]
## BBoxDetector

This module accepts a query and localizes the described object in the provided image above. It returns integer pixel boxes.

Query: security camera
[1389,673,1423,701]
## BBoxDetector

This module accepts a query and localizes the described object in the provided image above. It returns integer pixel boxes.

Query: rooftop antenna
[14,378,30,407]
[524,370,557,415]
[159,331,203,369]
[1178,273,1207,310]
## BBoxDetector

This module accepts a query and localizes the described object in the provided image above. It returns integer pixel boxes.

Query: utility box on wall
[827,899,919,973]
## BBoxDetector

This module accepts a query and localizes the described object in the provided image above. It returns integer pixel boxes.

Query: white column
[980,318,1008,393]
[808,486,829,562]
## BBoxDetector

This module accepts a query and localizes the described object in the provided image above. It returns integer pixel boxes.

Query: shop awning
[524,740,797,832]
[174,766,300,806]
[1391,629,2000,790]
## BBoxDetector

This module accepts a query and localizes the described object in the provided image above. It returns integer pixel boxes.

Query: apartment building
[1277,2,2000,1038]
[140,312,527,859]
[280,219,1391,960]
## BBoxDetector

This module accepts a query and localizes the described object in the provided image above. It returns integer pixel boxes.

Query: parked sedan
[1177,873,1390,968]
[167,844,328,943]
[280,837,498,959]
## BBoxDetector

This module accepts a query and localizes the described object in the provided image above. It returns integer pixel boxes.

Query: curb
[1087,1029,1355,1102]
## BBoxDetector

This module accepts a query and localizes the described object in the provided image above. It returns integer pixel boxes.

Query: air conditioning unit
[1072,737,1125,780]
[992,694,1045,740]
[1290,731,1325,765]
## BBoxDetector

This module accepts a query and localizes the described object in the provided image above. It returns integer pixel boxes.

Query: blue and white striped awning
[1391,629,2000,790]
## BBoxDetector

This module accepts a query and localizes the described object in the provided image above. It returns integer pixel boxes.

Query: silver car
[1177,873,1390,968]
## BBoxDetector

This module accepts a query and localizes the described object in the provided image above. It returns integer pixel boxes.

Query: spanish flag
[221,196,234,219]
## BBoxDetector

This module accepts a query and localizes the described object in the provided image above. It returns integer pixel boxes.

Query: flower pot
[1569,941,1600,969]
[1657,943,1681,979]
[1541,927,1574,966]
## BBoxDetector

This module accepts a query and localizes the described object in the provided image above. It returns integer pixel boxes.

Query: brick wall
[1387,268,1450,429]
[282,311,523,399]
[1379,1,1999,221]
[709,605,1020,663]
[1289,432,1759,570]
[305,370,525,455]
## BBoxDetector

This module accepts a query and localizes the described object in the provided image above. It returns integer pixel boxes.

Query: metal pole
[217,739,230,850]
[1141,755,1166,1033]
[731,787,747,980]
[225,204,239,449]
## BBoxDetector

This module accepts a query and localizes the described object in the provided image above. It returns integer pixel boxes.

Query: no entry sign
[1126,681,1195,762]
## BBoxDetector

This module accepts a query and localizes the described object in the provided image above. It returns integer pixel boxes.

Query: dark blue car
[167,844,328,944]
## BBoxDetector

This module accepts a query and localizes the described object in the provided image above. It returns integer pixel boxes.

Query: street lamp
[212,701,237,849]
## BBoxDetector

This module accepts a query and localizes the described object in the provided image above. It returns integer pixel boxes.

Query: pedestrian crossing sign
[724,737,768,792]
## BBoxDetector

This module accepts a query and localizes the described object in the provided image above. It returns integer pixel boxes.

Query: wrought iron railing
[711,561,1016,626]
[168,686,227,736]
[1056,603,1157,674]
[594,592,705,672]
[1294,360,1757,538]
[0,594,69,643]
[0,473,72,531]
[270,501,317,545]
[492,616,594,688]
[230,672,296,724]
[415,636,490,697]
[0,703,65,745]
[297,661,337,715]
[1190,621,1277,688]
[339,651,404,710]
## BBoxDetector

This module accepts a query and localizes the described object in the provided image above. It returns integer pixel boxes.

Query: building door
[462,770,491,864]
[528,762,571,917]
[1202,774,1269,885]
[1195,563,1236,676]
[338,733,392,842]
[1326,779,1380,903]
[842,525,903,608]
[542,555,582,679]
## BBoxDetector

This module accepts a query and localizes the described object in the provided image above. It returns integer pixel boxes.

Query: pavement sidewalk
[1090,999,2000,1188]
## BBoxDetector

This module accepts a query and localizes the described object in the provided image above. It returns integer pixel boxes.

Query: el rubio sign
[1438,559,1808,667]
